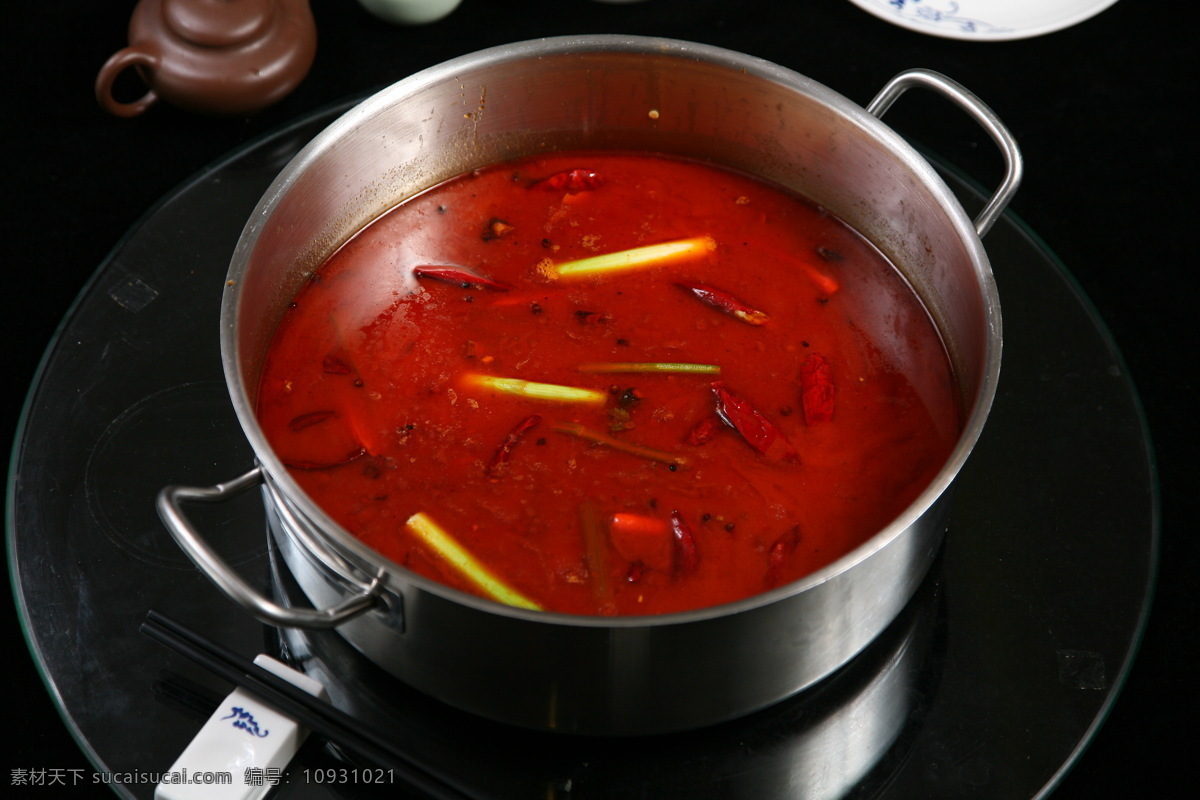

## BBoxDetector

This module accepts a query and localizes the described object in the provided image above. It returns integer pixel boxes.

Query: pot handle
[867,69,1023,238]
[157,466,382,629]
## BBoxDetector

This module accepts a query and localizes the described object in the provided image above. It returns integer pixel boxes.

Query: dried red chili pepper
[532,168,603,194]
[685,415,723,445]
[283,447,368,471]
[486,414,542,476]
[711,381,800,463]
[766,526,801,586]
[321,354,353,374]
[287,410,337,432]
[671,510,699,576]
[801,262,839,296]
[675,280,769,326]
[412,265,512,291]
[799,353,835,424]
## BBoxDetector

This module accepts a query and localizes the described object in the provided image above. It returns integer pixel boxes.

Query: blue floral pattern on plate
[884,1,1012,35]
[845,0,1119,41]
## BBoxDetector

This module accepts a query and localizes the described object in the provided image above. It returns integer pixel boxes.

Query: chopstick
[141,610,478,800]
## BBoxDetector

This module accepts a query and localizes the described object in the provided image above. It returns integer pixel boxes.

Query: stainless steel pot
[158,35,1020,735]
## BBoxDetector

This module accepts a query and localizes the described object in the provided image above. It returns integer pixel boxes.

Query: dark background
[5,0,1193,797]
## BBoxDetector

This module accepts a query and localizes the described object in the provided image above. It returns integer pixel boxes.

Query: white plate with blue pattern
[845,0,1120,41]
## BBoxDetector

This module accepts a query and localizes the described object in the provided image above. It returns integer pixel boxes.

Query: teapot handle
[95,45,160,118]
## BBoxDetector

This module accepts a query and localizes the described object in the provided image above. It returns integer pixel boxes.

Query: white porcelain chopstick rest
[155,654,327,800]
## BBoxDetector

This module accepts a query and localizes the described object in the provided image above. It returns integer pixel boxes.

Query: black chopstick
[141,610,478,800]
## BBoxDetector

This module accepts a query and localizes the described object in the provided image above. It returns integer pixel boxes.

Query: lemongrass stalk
[554,236,716,278]
[467,374,607,405]
[577,362,721,375]
[405,512,542,610]
[553,421,690,467]
[579,499,611,603]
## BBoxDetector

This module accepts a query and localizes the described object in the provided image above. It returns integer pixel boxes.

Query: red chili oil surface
[255,152,962,616]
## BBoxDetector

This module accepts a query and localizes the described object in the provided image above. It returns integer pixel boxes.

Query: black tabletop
[5,1,1193,798]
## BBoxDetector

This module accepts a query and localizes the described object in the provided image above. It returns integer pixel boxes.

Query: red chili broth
[255,151,962,616]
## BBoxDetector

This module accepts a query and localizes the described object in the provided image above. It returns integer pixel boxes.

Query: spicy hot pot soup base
[254,152,961,616]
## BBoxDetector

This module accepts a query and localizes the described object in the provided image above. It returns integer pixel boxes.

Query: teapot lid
[162,0,276,48]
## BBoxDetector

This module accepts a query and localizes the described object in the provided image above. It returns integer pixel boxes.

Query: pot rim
[222,34,1002,629]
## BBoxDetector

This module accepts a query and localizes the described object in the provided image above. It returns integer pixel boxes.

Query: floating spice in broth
[254,151,962,616]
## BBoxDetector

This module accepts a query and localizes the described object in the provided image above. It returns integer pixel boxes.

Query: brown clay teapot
[95,0,317,117]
